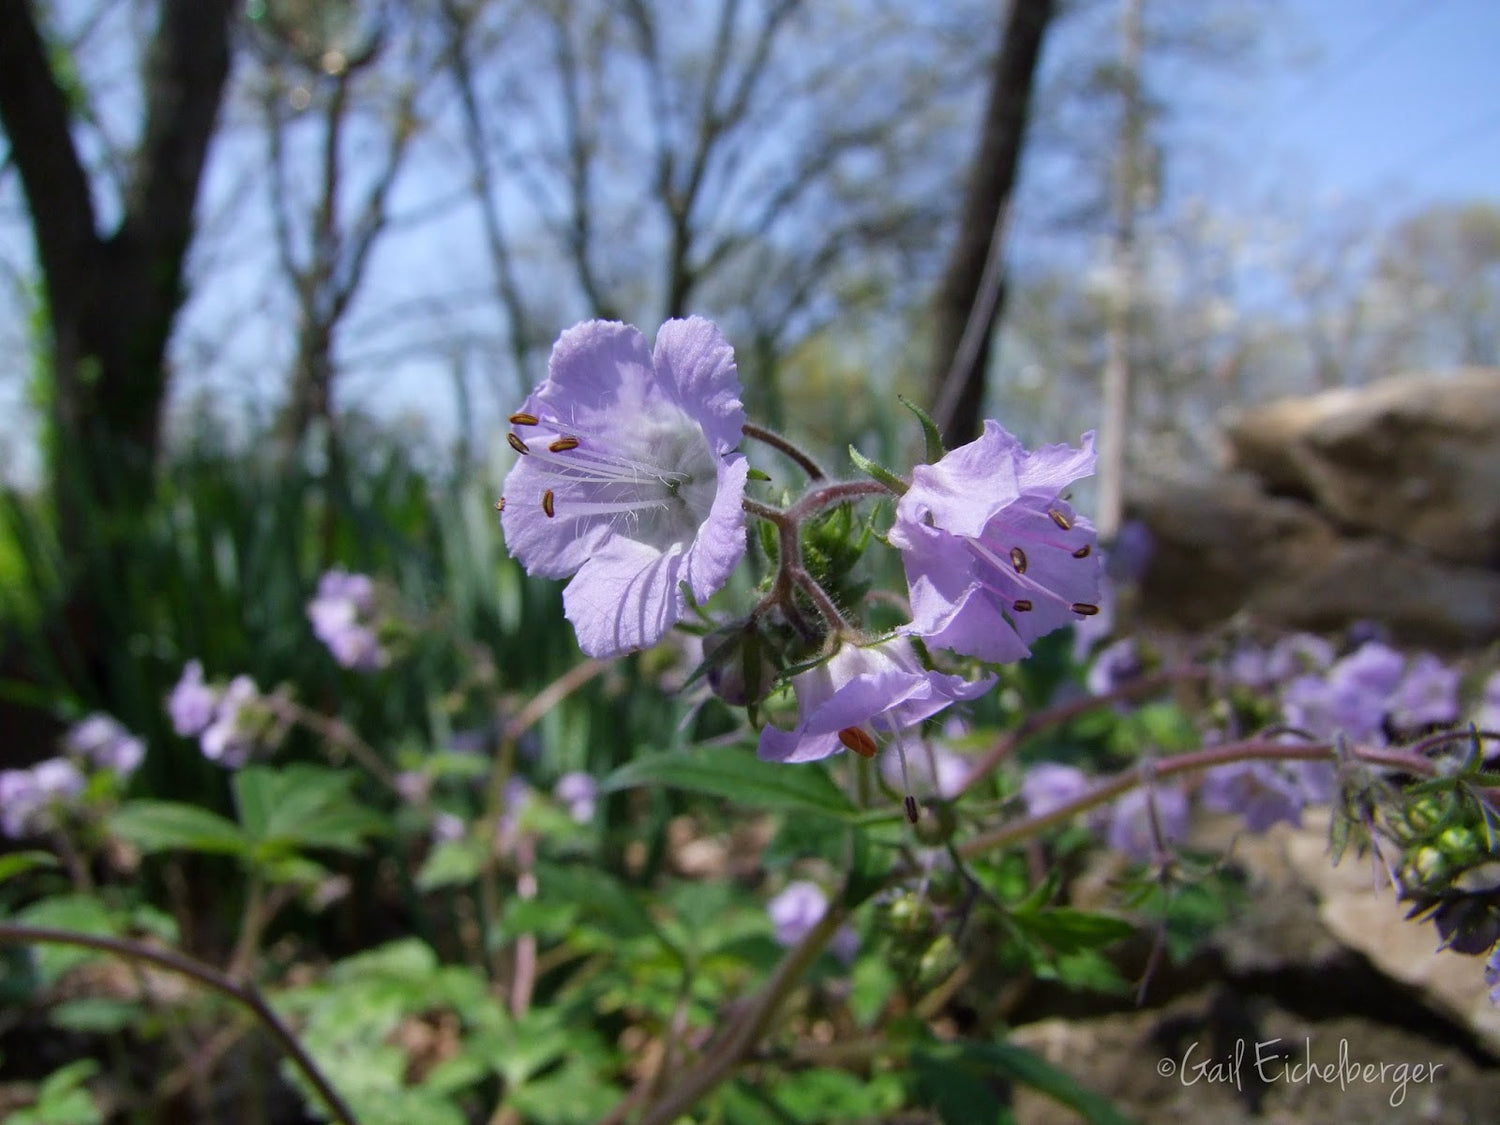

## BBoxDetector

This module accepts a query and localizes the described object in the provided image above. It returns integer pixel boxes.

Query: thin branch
[0,923,361,1125]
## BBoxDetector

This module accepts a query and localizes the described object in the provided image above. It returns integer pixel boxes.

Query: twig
[0,923,360,1125]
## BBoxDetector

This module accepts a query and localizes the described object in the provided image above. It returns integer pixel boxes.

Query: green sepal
[847,445,908,495]
[899,394,947,463]
[747,467,772,482]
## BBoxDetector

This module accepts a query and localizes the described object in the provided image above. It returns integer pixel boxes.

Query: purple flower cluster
[504,320,1105,776]
[1279,641,1459,744]
[0,714,144,839]
[307,570,386,671]
[166,661,273,768]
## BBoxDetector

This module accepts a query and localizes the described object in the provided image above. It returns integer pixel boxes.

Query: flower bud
[702,623,777,707]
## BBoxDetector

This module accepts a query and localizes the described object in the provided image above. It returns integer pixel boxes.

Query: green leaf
[107,801,249,857]
[899,394,947,463]
[414,838,484,891]
[602,748,858,821]
[533,862,667,947]
[747,467,772,482]
[847,444,908,495]
[972,1039,1139,1125]
[0,850,59,883]
[911,1044,1013,1125]
[1010,907,1136,954]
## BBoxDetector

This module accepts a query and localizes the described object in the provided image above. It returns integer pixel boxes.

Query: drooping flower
[1486,945,1500,1006]
[1199,761,1308,833]
[756,637,992,765]
[767,880,859,962]
[1020,762,1092,819]
[1086,637,1145,697]
[64,713,145,777]
[1388,653,1460,731]
[1473,671,1500,736]
[199,675,264,768]
[1104,786,1189,862]
[880,741,970,800]
[888,422,1102,664]
[167,660,218,737]
[0,758,86,838]
[553,771,598,824]
[499,318,750,658]
[307,570,386,671]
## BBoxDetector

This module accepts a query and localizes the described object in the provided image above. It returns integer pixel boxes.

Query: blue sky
[1238,0,1499,209]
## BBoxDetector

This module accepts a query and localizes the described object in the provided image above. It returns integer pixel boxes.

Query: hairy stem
[742,422,825,480]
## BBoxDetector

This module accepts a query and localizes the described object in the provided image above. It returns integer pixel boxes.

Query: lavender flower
[167,660,218,737]
[553,771,598,824]
[1388,653,1460,731]
[768,881,828,945]
[307,570,386,671]
[880,742,970,800]
[63,713,145,777]
[756,637,992,764]
[1105,786,1189,862]
[888,422,1102,664]
[199,675,263,768]
[0,769,41,838]
[431,811,466,844]
[0,759,86,838]
[767,880,858,962]
[1020,763,1092,819]
[499,318,750,658]
[1487,945,1500,1007]
[1086,637,1144,697]
[1199,761,1307,832]
[1473,671,1500,735]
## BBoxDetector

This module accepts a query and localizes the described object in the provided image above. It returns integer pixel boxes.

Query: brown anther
[1012,599,1033,612]
[509,412,539,426]
[508,433,530,455]
[495,497,506,512]
[904,795,920,825]
[1010,546,1028,574]
[1071,602,1100,616]
[1072,543,1092,559]
[541,490,556,519]
[1048,507,1072,531]
[548,436,580,452]
[838,726,879,759]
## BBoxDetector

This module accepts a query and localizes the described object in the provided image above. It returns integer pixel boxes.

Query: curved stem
[0,923,361,1125]
[635,904,849,1125]
[957,735,1446,859]
[742,422,825,480]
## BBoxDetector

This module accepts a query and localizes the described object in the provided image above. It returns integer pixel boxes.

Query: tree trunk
[928,0,1055,450]
[0,0,237,522]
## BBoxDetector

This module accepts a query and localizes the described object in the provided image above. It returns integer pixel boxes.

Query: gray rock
[1225,369,1500,568]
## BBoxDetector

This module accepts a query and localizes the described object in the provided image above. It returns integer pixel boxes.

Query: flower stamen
[509,412,540,426]
[549,436,580,452]
[1048,507,1073,531]
[1072,543,1092,559]
[542,490,556,519]
[1071,602,1099,616]
[838,727,879,758]
[508,433,530,455]
[1010,546,1028,574]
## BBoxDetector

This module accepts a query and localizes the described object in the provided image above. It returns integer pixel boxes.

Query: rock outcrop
[1127,371,1500,648]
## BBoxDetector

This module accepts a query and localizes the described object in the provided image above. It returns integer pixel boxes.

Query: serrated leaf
[602,749,858,821]
[847,445,908,495]
[109,800,249,856]
[899,395,947,463]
